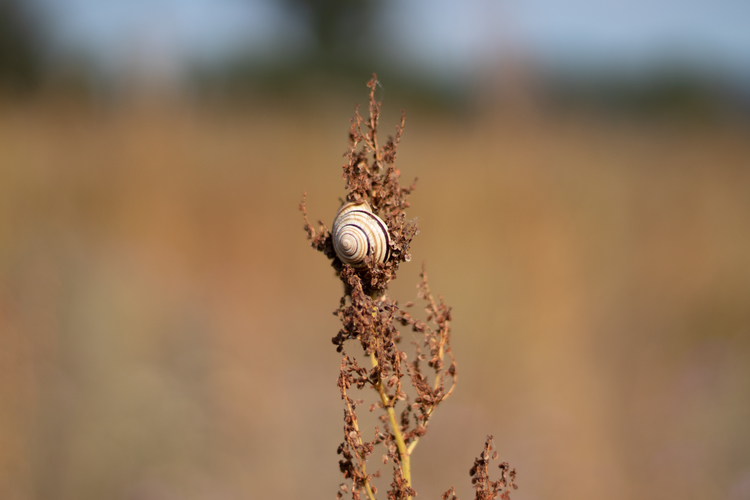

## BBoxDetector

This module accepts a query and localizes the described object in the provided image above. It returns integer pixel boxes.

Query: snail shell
[332,201,390,268]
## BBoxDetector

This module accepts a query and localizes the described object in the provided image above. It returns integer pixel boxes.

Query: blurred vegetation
[189,0,471,111]
[1,0,747,120]
[545,68,750,122]
[1,94,749,500]
[0,0,46,91]
[1,3,750,500]
[280,0,375,57]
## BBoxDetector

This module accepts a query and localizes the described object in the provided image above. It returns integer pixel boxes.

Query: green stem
[370,352,412,499]
[343,378,377,500]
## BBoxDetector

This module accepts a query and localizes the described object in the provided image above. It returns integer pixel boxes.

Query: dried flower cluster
[301,76,417,296]
[301,75,516,500]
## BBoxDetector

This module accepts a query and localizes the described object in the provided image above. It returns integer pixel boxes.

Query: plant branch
[303,74,516,500]
[370,350,412,497]
[341,382,377,500]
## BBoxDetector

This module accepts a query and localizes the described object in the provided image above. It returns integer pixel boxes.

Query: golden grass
[1,97,749,500]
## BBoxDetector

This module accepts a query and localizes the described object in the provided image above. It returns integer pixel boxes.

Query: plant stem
[370,351,412,499]
[342,376,377,500]
[352,415,377,500]
[405,318,452,457]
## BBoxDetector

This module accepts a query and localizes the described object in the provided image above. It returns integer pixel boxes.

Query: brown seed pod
[332,201,390,268]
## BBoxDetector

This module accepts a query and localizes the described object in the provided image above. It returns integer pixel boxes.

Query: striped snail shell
[332,201,391,268]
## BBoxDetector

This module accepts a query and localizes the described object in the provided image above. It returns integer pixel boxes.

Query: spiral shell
[332,201,390,268]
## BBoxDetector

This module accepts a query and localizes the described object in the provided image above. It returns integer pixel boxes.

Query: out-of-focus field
[1,95,749,500]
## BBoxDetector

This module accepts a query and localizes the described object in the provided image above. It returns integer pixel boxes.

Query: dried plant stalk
[302,75,516,500]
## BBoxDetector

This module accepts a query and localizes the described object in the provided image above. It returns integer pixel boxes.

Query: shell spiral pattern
[332,201,391,268]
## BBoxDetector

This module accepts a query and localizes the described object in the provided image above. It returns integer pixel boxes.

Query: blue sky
[36,0,750,81]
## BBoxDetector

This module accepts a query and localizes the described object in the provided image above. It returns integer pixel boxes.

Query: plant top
[301,74,516,500]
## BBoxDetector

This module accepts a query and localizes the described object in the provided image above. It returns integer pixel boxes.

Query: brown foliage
[467,437,518,500]
[301,75,418,296]
[302,75,516,500]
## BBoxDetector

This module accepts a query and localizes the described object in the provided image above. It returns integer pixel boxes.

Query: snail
[332,201,390,268]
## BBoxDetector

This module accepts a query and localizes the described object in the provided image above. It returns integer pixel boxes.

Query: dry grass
[1,95,749,500]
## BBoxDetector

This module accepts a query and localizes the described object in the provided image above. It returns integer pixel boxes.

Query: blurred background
[1,1,749,499]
